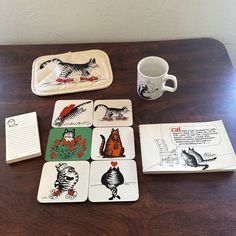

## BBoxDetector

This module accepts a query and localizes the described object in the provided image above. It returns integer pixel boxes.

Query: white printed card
[37,161,90,203]
[91,127,135,160]
[88,160,139,202]
[139,120,236,174]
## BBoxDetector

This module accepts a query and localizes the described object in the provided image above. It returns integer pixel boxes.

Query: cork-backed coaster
[51,100,93,128]
[45,128,92,162]
[91,127,135,160]
[37,161,90,203]
[88,160,139,202]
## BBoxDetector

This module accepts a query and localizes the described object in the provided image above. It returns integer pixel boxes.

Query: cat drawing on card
[99,128,125,158]
[188,148,217,162]
[94,104,128,120]
[181,150,209,170]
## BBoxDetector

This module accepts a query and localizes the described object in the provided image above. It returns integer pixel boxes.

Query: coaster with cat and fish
[31,50,113,96]
[93,99,133,127]
[51,99,94,128]
[45,128,92,162]
[89,160,139,202]
[91,127,135,160]
[37,161,90,203]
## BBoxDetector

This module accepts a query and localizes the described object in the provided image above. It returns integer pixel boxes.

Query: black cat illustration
[138,84,150,99]
[181,148,217,170]
[101,162,124,200]
[188,148,216,162]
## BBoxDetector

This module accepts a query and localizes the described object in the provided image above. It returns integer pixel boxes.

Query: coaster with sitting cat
[91,127,135,160]
[31,50,113,96]
[51,100,93,128]
[37,161,90,203]
[88,160,139,202]
[93,99,133,127]
[45,128,92,162]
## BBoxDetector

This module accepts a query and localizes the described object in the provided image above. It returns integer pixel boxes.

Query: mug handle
[163,74,177,92]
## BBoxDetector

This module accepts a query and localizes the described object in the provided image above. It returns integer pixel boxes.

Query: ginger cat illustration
[99,128,125,158]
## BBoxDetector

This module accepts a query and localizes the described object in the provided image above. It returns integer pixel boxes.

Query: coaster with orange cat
[88,160,139,202]
[51,100,93,128]
[45,128,92,162]
[37,161,90,203]
[93,99,133,127]
[91,127,135,160]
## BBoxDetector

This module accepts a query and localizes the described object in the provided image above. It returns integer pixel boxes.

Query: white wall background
[0,0,236,66]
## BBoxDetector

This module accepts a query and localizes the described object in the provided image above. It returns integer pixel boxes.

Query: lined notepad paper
[5,112,41,164]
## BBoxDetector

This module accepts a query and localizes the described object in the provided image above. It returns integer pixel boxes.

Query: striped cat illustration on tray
[94,104,129,121]
[39,58,99,83]
[99,128,125,158]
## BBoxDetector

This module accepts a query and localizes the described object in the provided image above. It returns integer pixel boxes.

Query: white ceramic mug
[137,56,177,100]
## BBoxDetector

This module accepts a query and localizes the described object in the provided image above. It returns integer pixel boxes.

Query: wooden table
[1,38,236,236]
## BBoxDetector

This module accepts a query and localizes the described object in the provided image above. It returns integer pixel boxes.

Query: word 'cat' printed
[171,126,220,146]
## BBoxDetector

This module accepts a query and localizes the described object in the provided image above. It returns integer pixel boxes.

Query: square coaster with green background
[45,128,91,161]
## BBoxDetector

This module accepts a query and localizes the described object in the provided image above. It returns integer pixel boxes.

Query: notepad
[5,112,41,164]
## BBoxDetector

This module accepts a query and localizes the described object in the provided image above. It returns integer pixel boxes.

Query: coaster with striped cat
[88,160,139,202]
[45,127,92,161]
[91,127,135,160]
[51,100,93,128]
[93,99,133,127]
[37,161,90,203]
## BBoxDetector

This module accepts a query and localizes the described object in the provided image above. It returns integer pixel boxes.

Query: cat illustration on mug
[138,81,158,100]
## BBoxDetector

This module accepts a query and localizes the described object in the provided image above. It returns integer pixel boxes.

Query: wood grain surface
[0,38,236,236]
